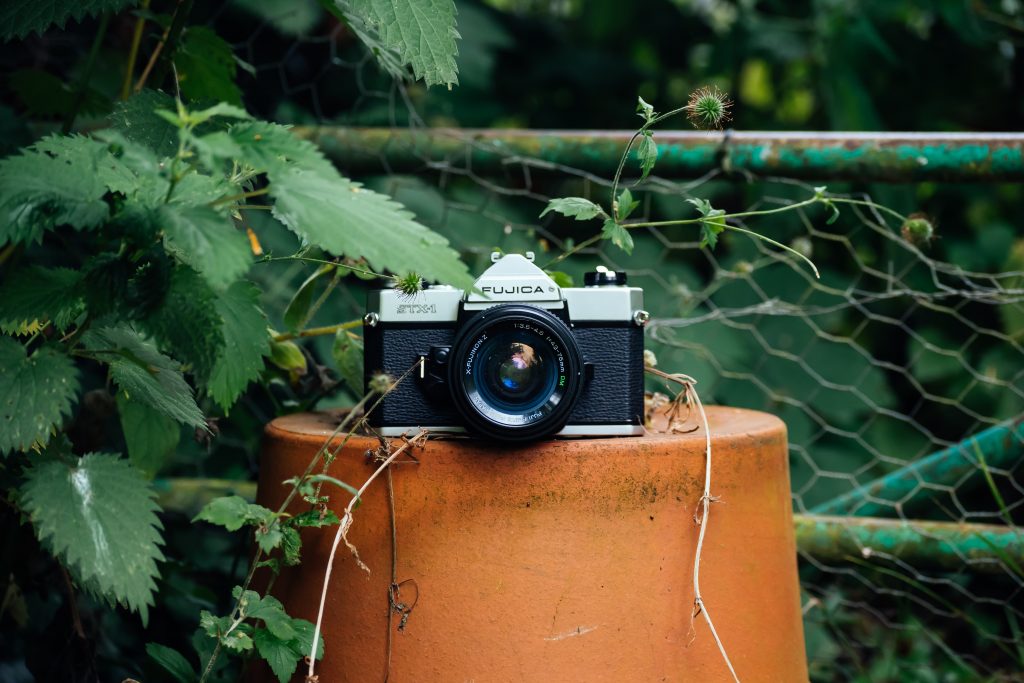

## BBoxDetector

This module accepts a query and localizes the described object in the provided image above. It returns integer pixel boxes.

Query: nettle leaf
[146,643,197,683]
[174,26,243,106]
[194,495,275,532]
[636,95,656,124]
[83,326,205,428]
[334,0,460,87]
[601,219,634,255]
[0,338,79,454]
[209,281,270,412]
[20,452,164,622]
[254,616,324,682]
[0,266,83,334]
[687,198,727,249]
[117,394,180,479]
[140,266,224,383]
[160,204,252,288]
[332,331,364,394]
[636,132,658,180]
[0,0,138,40]
[200,610,254,653]
[539,196,603,221]
[110,90,179,158]
[0,141,109,246]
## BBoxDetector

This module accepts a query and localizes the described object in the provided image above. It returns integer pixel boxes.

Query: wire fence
[221,7,1024,680]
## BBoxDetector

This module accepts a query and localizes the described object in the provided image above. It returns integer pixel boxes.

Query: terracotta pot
[252,406,806,682]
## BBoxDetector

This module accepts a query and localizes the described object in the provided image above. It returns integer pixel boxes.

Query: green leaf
[636,132,657,180]
[173,27,242,106]
[283,264,334,332]
[601,219,634,255]
[0,0,137,40]
[146,643,197,683]
[9,68,110,118]
[194,495,275,531]
[140,266,224,383]
[0,339,79,454]
[251,608,324,683]
[281,526,302,566]
[268,338,308,376]
[614,188,639,222]
[200,610,254,653]
[539,196,603,221]
[291,508,341,528]
[160,205,252,289]
[234,0,322,36]
[334,0,460,87]
[636,95,656,123]
[209,281,270,412]
[332,331,364,394]
[687,197,727,249]
[546,270,574,287]
[109,90,179,158]
[255,525,284,553]
[20,452,164,622]
[0,141,109,246]
[117,394,180,479]
[82,326,205,428]
[0,266,83,334]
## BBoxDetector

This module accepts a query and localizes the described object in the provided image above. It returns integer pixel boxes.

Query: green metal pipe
[812,420,1024,518]
[296,127,1024,182]
[155,478,1023,573]
[794,514,1023,575]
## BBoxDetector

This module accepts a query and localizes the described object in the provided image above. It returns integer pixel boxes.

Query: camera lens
[448,305,584,441]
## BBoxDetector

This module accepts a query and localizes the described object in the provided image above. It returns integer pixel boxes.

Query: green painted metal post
[812,421,1024,517]
[297,127,1024,182]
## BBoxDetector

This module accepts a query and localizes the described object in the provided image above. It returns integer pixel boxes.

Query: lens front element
[449,305,584,441]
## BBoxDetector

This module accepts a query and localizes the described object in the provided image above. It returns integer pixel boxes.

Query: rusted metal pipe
[156,478,1024,573]
[795,514,1023,575]
[296,127,1024,182]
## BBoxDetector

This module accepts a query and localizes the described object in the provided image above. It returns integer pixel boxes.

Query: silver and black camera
[363,252,648,441]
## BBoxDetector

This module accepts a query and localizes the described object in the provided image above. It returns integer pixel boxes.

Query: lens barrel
[447,305,585,441]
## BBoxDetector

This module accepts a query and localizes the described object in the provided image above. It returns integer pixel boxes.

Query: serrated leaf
[281,526,302,566]
[117,394,180,479]
[636,132,657,180]
[601,219,634,255]
[109,90,179,158]
[20,453,164,622]
[636,95,656,123]
[336,0,460,87]
[0,142,109,246]
[174,27,242,106]
[160,205,252,289]
[0,266,83,334]
[539,196,603,221]
[140,266,224,383]
[253,615,323,683]
[0,0,137,40]
[332,331,364,394]
[200,610,254,652]
[0,339,79,453]
[209,281,270,412]
[194,495,274,531]
[614,188,639,222]
[687,197,727,249]
[255,525,284,553]
[146,643,197,683]
[291,508,341,528]
[83,326,205,428]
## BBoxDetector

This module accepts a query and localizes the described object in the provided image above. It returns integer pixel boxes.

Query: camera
[363,252,648,441]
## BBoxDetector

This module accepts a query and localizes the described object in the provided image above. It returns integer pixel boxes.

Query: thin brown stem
[59,565,86,639]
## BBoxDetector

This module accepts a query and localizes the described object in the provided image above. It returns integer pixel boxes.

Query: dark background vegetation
[1,0,1022,681]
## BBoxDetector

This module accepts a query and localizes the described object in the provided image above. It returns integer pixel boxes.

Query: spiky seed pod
[391,272,424,298]
[369,372,394,395]
[643,349,658,368]
[685,86,733,130]
[901,213,936,247]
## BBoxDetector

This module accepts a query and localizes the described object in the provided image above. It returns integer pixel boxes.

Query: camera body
[364,252,647,441]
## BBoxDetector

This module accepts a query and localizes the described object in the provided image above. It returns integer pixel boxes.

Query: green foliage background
[1,0,1022,681]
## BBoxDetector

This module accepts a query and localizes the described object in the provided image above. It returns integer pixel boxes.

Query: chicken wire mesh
[218,6,1024,680]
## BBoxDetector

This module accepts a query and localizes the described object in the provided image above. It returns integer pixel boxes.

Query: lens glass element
[476,334,557,413]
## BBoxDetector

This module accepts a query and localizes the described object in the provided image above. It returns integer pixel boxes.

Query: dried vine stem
[307,430,430,682]
[645,367,740,682]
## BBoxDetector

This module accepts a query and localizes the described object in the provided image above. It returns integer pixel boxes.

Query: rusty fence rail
[297,127,1024,182]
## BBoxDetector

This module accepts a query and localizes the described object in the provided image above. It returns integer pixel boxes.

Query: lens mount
[448,304,584,441]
